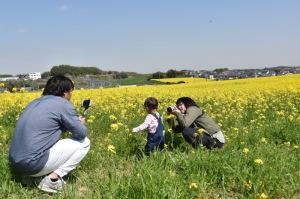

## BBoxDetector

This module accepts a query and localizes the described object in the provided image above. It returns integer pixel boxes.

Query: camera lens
[167,107,173,113]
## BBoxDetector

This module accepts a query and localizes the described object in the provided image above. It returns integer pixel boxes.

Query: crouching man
[9,75,90,193]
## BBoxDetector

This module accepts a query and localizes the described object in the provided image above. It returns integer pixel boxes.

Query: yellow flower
[293,145,299,149]
[260,137,267,144]
[110,123,119,131]
[244,180,252,189]
[243,148,249,155]
[258,192,268,199]
[254,158,264,165]
[197,128,206,134]
[233,127,239,132]
[87,119,94,123]
[107,144,116,154]
[283,141,290,146]
[189,182,198,189]
[275,111,284,116]
[109,115,117,121]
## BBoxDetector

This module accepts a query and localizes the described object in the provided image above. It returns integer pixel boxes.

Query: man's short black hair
[176,97,199,108]
[144,97,158,110]
[42,75,74,97]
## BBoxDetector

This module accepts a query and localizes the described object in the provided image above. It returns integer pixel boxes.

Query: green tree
[115,72,128,79]
[166,69,178,78]
[41,71,51,79]
[50,65,102,76]
[0,74,13,78]
[152,72,165,79]
[213,68,229,74]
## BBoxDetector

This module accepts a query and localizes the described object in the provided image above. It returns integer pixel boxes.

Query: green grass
[0,91,300,198]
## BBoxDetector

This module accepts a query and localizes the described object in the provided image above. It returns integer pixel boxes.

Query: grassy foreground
[0,76,300,198]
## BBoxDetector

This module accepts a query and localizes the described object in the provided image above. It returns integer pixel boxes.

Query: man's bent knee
[81,137,90,145]
[75,137,91,150]
[81,137,90,149]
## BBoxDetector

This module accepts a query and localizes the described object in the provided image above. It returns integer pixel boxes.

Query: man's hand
[79,116,86,124]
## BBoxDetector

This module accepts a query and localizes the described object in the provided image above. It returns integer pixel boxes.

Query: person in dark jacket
[167,97,225,149]
[9,75,90,193]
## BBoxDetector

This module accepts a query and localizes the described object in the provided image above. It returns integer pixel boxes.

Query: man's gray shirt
[9,95,87,175]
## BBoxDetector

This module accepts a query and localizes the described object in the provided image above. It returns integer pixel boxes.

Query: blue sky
[1,0,300,74]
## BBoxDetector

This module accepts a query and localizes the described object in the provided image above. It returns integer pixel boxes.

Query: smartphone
[82,99,92,110]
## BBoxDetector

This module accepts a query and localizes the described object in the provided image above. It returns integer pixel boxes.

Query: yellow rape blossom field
[1,75,300,198]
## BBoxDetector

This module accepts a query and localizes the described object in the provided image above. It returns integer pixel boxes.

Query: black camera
[167,105,177,113]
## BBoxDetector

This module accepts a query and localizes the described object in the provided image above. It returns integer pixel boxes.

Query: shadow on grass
[9,165,78,190]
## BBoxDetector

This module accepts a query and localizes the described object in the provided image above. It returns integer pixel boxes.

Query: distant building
[180,70,196,76]
[88,80,112,88]
[28,72,41,80]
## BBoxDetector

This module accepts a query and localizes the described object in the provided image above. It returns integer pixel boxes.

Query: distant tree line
[152,69,185,79]
[0,74,13,78]
[41,65,129,79]
[152,68,231,79]
[50,65,103,76]
[213,68,229,74]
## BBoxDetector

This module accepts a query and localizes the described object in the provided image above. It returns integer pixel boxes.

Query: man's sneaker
[38,176,66,193]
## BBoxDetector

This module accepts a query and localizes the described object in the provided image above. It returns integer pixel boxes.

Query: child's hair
[144,97,158,110]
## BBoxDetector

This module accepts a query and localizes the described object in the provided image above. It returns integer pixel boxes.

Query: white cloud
[59,5,68,12]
